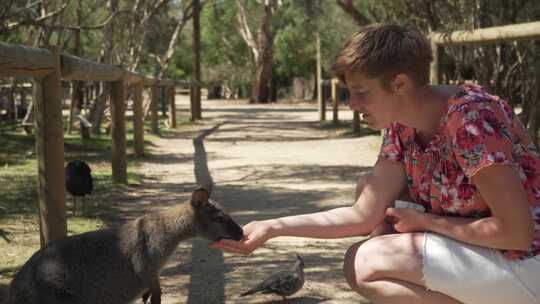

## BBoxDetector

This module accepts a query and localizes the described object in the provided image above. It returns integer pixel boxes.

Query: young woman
[210,24,540,303]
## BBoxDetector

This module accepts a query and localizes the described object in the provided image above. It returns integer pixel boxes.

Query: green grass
[316,120,380,138]
[0,114,177,281]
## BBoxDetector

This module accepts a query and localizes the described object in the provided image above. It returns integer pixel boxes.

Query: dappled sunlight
[1,101,379,303]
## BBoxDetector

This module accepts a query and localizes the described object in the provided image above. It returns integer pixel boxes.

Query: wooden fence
[0,41,181,246]
[429,21,540,84]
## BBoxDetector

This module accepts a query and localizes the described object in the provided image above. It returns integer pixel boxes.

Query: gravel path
[109,97,381,303]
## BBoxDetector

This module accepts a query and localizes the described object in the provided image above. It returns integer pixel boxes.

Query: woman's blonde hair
[332,24,433,90]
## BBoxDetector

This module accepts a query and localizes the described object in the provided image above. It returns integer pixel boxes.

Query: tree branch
[236,0,259,63]
[142,0,170,24]
[157,1,195,78]
[12,9,131,31]
[335,0,371,26]
[0,0,16,21]
[129,0,171,70]
[7,0,72,30]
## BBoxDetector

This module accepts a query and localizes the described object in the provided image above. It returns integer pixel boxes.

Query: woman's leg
[343,233,462,304]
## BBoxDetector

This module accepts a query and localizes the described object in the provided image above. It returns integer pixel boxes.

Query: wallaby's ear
[190,186,210,210]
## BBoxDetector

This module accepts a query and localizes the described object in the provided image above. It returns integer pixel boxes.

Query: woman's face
[344,71,402,130]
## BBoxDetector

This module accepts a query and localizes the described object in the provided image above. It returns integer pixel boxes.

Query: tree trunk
[7,80,16,120]
[68,0,84,135]
[190,0,202,120]
[151,85,160,134]
[316,31,325,121]
[20,86,27,118]
[89,84,108,135]
[90,0,116,135]
[156,1,194,79]
[335,0,371,27]
[353,111,361,133]
[128,0,171,71]
[250,0,273,103]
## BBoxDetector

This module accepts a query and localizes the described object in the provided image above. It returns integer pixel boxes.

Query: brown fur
[7,188,243,304]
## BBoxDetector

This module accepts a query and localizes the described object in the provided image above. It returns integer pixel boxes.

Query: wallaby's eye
[214,216,225,223]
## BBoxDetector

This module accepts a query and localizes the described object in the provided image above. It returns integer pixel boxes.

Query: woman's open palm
[209,220,273,255]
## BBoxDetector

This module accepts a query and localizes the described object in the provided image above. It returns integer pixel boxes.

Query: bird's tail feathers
[240,286,262,297]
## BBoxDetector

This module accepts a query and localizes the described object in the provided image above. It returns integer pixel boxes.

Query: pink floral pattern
[379,84,540,260]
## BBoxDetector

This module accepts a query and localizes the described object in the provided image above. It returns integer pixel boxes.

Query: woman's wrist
[263,218,285,239]
[419,212,436,232]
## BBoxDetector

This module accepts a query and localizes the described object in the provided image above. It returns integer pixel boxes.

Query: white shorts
[422,232,540,304]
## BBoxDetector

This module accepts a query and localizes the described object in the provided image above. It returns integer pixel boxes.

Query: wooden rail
[0,41,182,246]
[429,21,540,83]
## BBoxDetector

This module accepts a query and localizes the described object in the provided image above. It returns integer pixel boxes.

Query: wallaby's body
[8,188,243,304]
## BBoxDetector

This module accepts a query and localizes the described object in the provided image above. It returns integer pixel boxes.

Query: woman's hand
[385,207,428,233]
[209,220,276,255]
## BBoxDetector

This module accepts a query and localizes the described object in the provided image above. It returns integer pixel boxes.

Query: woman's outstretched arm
[209,159,407,255]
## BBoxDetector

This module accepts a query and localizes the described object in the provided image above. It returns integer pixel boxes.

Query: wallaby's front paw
[150,288,161,304]
[150,295,161,304]
[142,291,150,303]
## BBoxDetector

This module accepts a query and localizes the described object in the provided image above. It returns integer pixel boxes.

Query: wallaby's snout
[190,187,244,241]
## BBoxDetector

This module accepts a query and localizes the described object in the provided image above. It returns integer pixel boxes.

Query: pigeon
[0,228,11,243]
[240,253,305,300]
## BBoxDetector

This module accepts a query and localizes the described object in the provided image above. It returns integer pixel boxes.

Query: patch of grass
[341,126,380,138]
[142,112,195,138]
[0,215,105,278]
[316,120,352,130]
[315,120,380,138]
[0,132,35,166]
[67,216,104,235]
[0,122,148,280]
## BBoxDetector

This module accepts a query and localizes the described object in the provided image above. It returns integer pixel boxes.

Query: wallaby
[7,187,243,304]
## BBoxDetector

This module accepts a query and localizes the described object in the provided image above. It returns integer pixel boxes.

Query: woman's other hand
[386,207,428,233]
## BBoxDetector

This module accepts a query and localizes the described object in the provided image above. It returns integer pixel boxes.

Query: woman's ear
[392,73,414,95]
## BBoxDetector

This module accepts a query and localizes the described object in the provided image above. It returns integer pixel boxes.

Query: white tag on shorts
[394,200,426,213]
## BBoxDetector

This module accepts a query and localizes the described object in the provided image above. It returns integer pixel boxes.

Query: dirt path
[108,97,381,303]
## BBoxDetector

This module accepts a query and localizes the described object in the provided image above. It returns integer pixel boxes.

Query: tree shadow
[187,123,225,304]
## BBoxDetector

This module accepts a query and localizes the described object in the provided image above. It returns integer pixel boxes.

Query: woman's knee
[343,234,423,289]
[343,237,386,289]
[343,242,361,289]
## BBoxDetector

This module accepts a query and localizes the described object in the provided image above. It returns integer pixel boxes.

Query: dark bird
[65,160,93,216]
[0,228,11,243]
[240,253,305,301]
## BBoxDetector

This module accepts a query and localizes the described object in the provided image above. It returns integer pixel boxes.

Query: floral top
[379,84,540,260]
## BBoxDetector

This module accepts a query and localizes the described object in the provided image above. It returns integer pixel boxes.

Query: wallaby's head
[190,187,244,242]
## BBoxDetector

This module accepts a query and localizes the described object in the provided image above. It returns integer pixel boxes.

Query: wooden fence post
[316,32,325,122]
[191,0,202,120]
[168,85,177,128]
[430,36,439,84]
[151,84,160,135]
[33,45,67,247]
[353,111,361,133]
[111,79,127,183]
[133,81,144,157]
[332,78,338,124]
